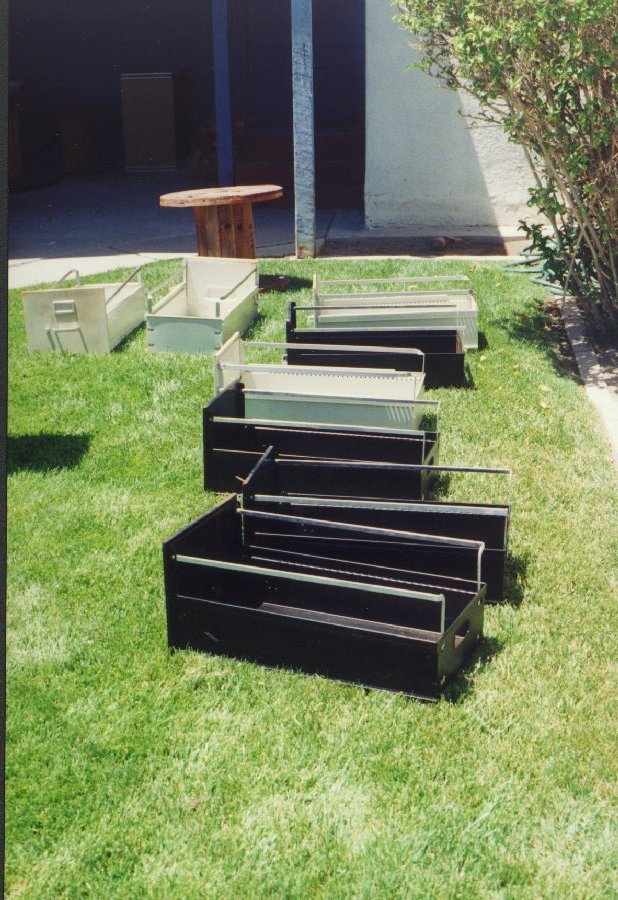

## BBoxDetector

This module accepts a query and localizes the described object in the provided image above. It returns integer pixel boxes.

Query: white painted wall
[365,0,535,233]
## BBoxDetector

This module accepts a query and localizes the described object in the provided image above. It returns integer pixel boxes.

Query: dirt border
[561,296,618,469]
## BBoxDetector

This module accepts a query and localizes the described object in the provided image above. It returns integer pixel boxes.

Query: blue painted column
[291,0,316,258]
[212,0,234,186]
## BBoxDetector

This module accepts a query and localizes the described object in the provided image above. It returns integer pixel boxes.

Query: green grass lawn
[7,258,618,898]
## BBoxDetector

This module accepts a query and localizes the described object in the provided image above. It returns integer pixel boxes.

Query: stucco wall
[365,0,534,232]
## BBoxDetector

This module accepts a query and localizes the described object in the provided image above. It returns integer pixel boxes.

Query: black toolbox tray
[203,381,440,494]
[164,495,485,700]
[242,448,510,603]
[286,302,466,388]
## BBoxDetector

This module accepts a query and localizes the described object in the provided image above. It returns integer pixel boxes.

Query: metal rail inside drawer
[283,343,425,373]
[313,275,471,297]
[242,448,511,603]
[311,307,478,353]
[311,274,478,350]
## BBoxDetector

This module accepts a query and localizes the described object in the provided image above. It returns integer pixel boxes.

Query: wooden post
[291,0,316,258]
[212,0,234,186]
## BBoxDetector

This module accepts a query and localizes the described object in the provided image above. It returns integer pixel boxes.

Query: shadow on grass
[478,332,489,351]
[112,322,146,353]
[444,635,505,703]
[426,472,451,499]
[443,550,530,702]
[279,275,313,292]
[502,550,530,608]
[502,299,581,383]
[462,362,476,390]
[8,433,90,474]
[243,312,269,341]
[260,275,313,294]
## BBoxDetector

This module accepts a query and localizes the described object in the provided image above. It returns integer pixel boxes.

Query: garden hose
[499,244,567,293]
[529,276,567,295]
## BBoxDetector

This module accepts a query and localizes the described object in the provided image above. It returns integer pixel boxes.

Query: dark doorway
[229,0,365,208]
[9,0,365,206]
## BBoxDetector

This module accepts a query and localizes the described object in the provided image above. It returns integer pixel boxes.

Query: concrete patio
[8,171,527,289]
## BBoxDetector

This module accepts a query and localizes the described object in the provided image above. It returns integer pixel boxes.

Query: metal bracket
[52,268,81,289]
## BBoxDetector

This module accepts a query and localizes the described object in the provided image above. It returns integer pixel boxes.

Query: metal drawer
[203,382,440,492]
[163,495,485,700]
[286,303,466,389]
[22,276,144,354]
[214,332,425,399]
[146,258,258,354]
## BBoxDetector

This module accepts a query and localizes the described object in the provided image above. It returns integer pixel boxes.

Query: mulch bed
[320,235,528,258]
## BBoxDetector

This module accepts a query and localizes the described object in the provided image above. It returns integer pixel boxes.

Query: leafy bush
[396,0,618,326]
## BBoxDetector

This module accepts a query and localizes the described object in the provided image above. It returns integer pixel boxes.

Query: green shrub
[396,0,618,327]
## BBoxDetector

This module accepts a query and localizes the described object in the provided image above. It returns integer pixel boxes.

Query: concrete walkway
[561,297,618,470]
[8,172,324,287]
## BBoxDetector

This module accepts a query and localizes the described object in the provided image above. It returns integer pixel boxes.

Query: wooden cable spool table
[159,184,283,258]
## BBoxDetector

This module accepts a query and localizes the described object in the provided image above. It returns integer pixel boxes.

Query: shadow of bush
[8,433,90,474]
[501,299,581,383]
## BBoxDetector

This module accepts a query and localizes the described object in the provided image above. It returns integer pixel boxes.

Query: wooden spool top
[159,184,283,208]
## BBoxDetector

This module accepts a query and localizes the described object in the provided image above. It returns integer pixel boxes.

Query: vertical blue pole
[291,0,316,258]
[212,0,234,186]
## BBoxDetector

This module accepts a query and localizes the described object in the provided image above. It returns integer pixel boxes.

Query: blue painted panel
[212,0,234,184]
